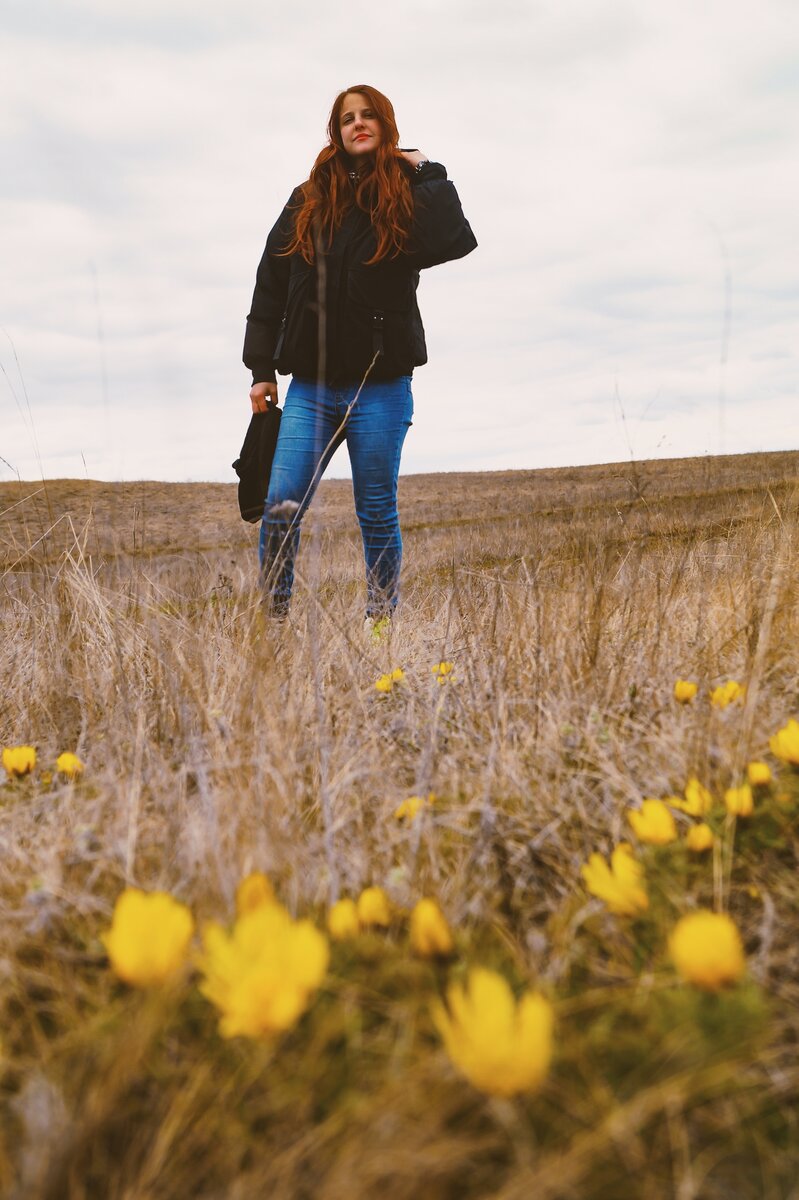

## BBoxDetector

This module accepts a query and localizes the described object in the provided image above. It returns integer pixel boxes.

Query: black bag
[232,405,282,522]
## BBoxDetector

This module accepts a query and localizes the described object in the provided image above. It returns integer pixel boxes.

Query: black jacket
[243,162,477,387]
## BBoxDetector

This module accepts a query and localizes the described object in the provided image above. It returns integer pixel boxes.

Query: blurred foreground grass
[1,451,799,1199]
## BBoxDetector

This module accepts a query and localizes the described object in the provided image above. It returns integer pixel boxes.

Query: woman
[244,84,477,623]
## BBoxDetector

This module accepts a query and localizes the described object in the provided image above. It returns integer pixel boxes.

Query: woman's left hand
[399,149,429,168]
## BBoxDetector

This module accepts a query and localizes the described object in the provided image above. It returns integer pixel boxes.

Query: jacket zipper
[371,309,384,358]
[273,311,287,360]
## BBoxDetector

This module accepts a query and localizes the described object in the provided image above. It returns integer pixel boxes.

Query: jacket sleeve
[243,188,301,385]
[406,163,477,270]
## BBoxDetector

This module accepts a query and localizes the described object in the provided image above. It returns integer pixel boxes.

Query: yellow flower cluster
[76,693,799,1102]
[644,754,782,836]
[374,667,405,694]
[673,678,747,708]
[96,868,554,1099]
[101,874,330,1042]
[581,834,747,990]
[710,679,746,709]
[578,710,777,996]
[613,738,790,869]
[373,663,457,692]
[2,746,85,779]
[328,891,511,1089]
[433,968,553,1097]
[327,890,454,958]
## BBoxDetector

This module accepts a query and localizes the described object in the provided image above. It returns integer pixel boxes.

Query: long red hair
[281,85,414,265]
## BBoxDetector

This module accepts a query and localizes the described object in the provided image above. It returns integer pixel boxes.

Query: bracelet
[414,159,429,174]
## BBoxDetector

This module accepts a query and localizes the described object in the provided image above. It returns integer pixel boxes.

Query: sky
[1,0,798,482]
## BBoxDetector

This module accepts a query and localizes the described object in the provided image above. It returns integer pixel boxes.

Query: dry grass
[1,450,799,1199]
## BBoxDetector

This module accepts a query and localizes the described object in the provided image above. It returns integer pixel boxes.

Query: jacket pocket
[274,268,312,367]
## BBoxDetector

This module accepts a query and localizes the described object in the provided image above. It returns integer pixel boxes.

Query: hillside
[1,449,798,1199]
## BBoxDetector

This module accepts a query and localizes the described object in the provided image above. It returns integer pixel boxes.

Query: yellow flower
[394,795,424,822]
[669,910,745,991]
[393,792,435,822]
[375,667,405,694]
[769,718,799,766]
[710,680,745,709]
[626,798,677,845]
[674,679,698,704]
[685,777,713,813]
[746,761,772,787]
[581,844,648,916]
[56,751,84,780]
[431,661,455,684]
[327,897,360,940]
[356,885,391,927]
[2,746,36,777]
[235,871,275,915]
[102,888,194,987]
[685,823,714,852]
[409,898,454,957]
[432,968,553,1097]
[724,783,754,817]
[670,777,713,816]
[198,902,329,1039]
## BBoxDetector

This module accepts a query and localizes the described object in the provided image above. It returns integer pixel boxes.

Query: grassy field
[1,449,799,1199]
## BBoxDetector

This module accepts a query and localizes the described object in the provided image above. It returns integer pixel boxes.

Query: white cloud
[1,0,797,482]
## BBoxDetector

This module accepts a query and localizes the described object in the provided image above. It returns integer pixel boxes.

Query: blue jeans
[259,375,413,617]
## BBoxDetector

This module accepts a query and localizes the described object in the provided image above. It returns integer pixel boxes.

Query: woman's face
[339,92,382,160]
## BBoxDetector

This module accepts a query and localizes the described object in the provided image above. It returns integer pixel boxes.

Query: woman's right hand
[250,381,278,413]
[399,148,429,169]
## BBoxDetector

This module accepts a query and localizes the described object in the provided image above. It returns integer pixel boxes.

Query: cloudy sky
[2,0,797,482]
